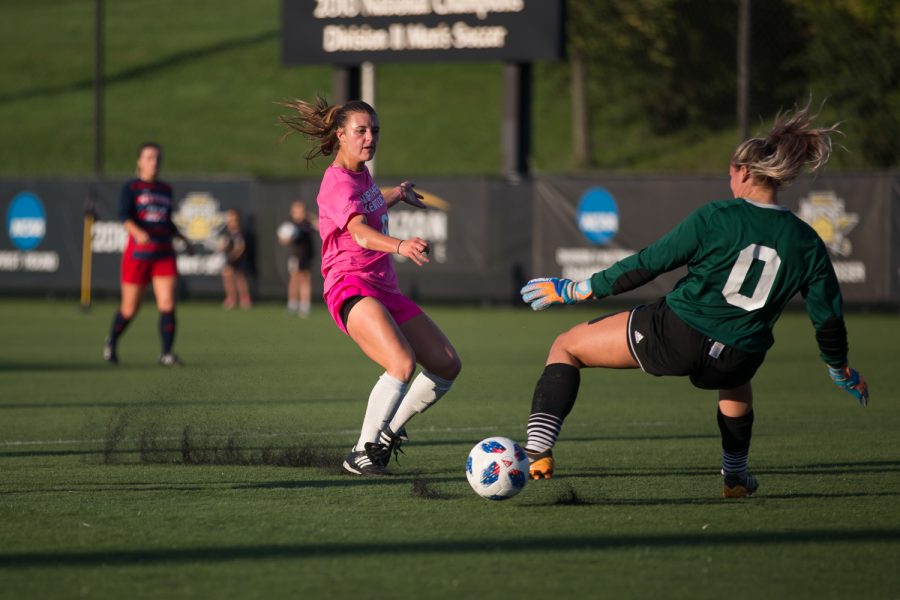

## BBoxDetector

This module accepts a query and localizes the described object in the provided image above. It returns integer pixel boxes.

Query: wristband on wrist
[397,240,403,254]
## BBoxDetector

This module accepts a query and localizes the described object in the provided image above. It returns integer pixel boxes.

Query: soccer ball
[465,436,529,501]
[277,221,297,243]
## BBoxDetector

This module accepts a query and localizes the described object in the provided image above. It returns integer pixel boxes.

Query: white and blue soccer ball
[465,436,528,501]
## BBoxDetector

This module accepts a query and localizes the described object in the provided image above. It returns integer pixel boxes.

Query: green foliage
[566,0,898,168]
[791,0,900,167]
[568,1,807,132]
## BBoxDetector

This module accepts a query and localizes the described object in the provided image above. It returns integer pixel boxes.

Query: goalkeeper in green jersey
[519,103,868,498]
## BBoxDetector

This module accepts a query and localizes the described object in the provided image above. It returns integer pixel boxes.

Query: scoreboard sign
[282,0,564,64]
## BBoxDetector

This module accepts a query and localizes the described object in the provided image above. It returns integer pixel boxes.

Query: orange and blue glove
[828,365,869,407]
[520,277,593,311]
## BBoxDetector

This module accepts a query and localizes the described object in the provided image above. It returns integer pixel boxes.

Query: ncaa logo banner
[577,187,619,245]
[0,191,59,273]
[7,191,46,250]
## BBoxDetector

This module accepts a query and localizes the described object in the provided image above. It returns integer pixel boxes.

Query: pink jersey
[317,165,399,295]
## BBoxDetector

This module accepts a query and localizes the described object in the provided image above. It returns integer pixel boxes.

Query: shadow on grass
[0,29,278,106]
[568,460,900,479]
[0,474,466,496]
[1,529,898,568]
[0,397,356,410]
[356,433,721,450]
[522,490,900,507]
[233,474,463,491]
[0,363,119,373]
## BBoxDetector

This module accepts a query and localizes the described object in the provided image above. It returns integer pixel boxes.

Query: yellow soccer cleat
[526,449,555,480]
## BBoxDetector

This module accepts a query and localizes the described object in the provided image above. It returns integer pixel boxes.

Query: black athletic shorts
[288,251,312,272]
[626,297,765,390]
[339,295,365,328]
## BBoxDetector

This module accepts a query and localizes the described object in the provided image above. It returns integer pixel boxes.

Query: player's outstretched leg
[524,363,580,480]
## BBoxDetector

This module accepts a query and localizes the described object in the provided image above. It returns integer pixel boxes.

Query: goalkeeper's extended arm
[828,364,869,407]
[520,277,593,311]
[813,316,868,407]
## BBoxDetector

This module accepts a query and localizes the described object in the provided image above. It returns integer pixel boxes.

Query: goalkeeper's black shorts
[626,297,765,390]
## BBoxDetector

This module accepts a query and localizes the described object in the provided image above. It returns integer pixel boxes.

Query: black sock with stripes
[525,363,580,454]
[107,311,131,347]
[717,408,754,474]
[159,311,176,355]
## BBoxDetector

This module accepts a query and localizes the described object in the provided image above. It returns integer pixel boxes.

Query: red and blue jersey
[119,179,176,260]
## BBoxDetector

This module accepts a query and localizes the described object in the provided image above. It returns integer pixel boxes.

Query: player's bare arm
[384,181,426,209]
[346,214,430,266]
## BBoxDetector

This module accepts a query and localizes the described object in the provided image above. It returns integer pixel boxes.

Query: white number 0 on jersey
[722,244,781,311]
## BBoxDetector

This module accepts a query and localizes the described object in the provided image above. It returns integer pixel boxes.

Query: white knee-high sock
[355,373,407,451]
[387,371,454,435]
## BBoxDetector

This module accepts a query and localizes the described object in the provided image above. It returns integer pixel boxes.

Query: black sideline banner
[0,173,896,304]
[533,174,897,304]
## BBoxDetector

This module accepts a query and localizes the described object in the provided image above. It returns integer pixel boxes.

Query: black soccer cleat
[377,426,406,467]
[342,446,388,476]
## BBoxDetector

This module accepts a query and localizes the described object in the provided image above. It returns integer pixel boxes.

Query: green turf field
[0,299,898,599]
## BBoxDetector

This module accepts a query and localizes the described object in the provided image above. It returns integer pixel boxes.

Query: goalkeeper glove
[828,365,869,407]
[520,277,593,311]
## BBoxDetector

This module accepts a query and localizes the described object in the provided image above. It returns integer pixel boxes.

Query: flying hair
[731,100,841,189]
[277,95,375,163]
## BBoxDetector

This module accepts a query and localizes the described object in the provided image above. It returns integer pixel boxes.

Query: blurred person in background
[103,142,191,367]
[220,207,253,310]
[278,96,462,476]
[278,200,317,317]
[519,103,869,497]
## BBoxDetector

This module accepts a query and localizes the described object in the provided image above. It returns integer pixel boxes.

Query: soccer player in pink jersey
[279,96,462,476]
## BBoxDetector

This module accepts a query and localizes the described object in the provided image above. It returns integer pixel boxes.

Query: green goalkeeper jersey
[589,198,846,361]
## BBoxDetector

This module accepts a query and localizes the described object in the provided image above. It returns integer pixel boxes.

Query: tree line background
[565,0,898,169]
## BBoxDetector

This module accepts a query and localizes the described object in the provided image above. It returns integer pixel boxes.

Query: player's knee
[388,354,417,383]
[119,306,138,320]
[550,330,575,355]
[434,354,462,381]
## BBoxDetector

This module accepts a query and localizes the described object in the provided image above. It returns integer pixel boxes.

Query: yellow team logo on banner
[798,191,859,257]
[172,192,225,250]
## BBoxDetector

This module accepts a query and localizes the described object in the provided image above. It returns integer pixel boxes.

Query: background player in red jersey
[519,104,869,497]
[103,142,191,367]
